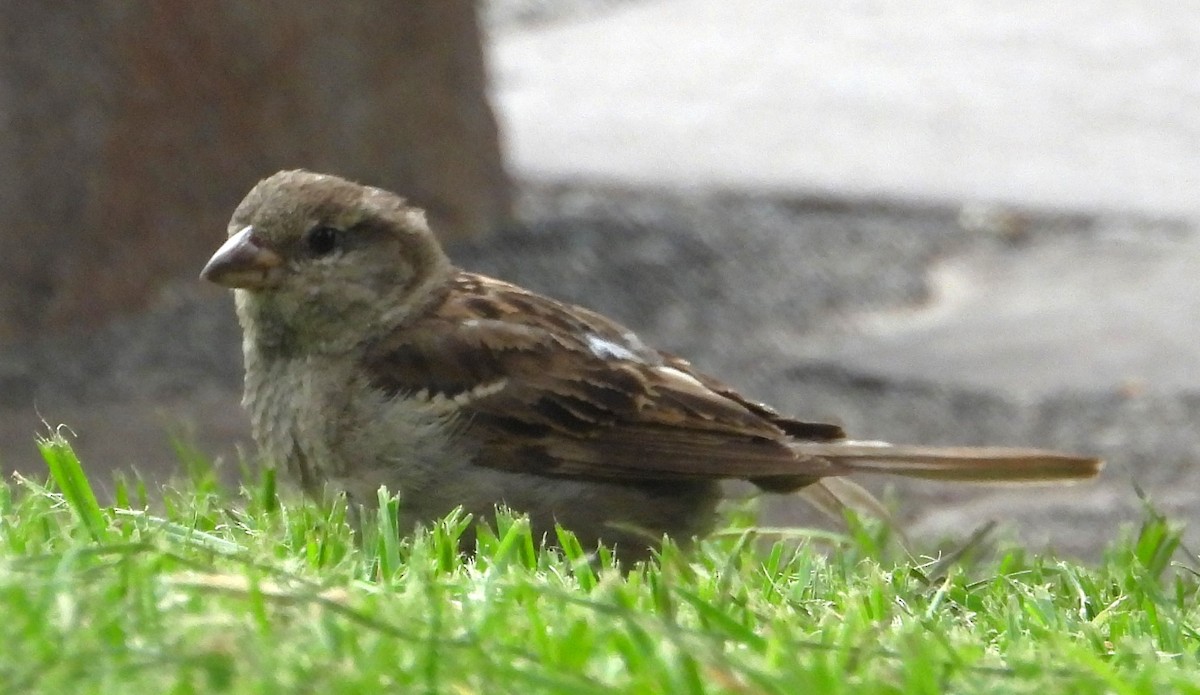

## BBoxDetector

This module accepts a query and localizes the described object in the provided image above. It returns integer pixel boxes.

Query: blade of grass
[38,430,109,543]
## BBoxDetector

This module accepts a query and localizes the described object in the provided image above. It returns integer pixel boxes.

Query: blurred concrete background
[2,0,1197,556]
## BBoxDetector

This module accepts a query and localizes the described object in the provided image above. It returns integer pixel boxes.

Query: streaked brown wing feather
[361,272,842,482]
[659,352,847,441]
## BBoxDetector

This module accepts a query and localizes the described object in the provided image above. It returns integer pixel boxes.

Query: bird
[201,170,1102,563]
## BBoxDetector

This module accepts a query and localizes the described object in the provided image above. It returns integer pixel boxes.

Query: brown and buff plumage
[202,170,1102,562]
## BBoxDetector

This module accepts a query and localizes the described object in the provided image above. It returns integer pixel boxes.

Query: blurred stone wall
[0,2,511,344]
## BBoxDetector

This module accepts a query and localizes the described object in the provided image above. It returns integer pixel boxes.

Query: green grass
[2,432,1199,694]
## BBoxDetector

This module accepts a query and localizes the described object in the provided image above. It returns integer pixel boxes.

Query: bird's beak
[200,225,284,290]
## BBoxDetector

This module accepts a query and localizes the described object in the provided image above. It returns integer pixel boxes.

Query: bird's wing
[360,273,845,483]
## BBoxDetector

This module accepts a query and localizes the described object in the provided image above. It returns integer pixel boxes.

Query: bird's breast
[242,345,476,504]
[243,352,341,493]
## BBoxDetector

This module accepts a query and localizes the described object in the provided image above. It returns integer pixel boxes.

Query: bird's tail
[790,440,1103,482]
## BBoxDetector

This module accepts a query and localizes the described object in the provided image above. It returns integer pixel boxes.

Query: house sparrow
[201,170,1102,562]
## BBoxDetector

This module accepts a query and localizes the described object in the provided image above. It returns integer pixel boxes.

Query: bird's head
[201,170,452,355]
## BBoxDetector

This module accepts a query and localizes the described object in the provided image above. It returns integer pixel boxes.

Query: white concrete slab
[490,0,1200,217]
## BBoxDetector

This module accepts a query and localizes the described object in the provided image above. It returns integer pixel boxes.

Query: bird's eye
[305,225,342,256]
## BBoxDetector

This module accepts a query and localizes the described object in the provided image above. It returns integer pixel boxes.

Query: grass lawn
[2,431,1198,694]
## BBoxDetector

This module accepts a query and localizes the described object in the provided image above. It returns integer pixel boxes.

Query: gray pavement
[789,226,1200,397]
